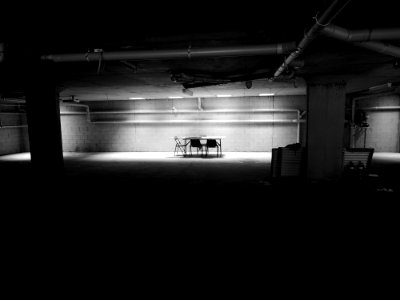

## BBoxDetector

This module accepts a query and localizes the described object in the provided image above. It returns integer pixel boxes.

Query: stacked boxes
[271,147,305,177]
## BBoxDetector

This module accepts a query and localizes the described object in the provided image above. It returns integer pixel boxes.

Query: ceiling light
[217,95,232,97]
[129,97,145,100]
[168,96,183,99]
[259,93,275,96]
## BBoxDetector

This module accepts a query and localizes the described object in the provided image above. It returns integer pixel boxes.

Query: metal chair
[190,139,205,156]
[205,139,220,157]
[174,136,188,156]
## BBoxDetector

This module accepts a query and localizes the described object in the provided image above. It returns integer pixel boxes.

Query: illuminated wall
[0,111,29,155]
[355,94,400,152]
[60,95,307,152]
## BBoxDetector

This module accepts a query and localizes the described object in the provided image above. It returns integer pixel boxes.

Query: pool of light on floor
[0,152,31,161]
[2,152,399,165]
[372,153,400,163]
[64,152,271,163]
[0,152,271,163]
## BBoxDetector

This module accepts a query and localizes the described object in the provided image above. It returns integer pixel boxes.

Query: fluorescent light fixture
[129,97,145,100]
[217,95,232,97]
[168,96,183,99]
[259,93,275,96]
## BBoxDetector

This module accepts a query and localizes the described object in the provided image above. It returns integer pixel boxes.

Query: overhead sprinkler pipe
[41,43,297,63]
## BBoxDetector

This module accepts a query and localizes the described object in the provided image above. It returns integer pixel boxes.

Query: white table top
[180,136,226,139]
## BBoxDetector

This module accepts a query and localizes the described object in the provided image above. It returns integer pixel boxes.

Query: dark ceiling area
[1,0,400,100]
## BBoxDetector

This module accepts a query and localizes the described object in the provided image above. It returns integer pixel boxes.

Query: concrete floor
[1,152,399,200]
[2,152,397,281]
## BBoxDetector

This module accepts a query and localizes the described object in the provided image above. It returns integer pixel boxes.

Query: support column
[306,80,346,181]
[25,60,64,177]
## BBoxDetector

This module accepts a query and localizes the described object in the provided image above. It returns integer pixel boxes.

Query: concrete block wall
[0,112,29,155]
[356,94,400,152]
[60,95,306,152]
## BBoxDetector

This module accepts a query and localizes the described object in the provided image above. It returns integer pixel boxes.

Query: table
[180,136,225,156]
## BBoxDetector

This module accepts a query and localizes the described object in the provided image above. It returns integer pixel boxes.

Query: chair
[205,139,220,157]
[190,139,205,156]
[174,136,188,156]
[343,148,374,179]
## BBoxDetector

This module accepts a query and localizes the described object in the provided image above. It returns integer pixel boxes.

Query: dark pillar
[25,60,64,177]
[306,80,346,181]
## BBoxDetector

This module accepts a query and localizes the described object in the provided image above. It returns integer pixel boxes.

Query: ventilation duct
[322,25,400,42]
[273,0,351,79]
[321,24,400,58]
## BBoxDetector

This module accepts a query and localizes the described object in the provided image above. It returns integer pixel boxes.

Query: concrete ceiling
[1,0,400,101]
[58,75,307,101]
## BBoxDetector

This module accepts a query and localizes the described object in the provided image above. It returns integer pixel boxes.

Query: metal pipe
[0,125,28,129]
[0,103,26,107]
[368,82,394,91]
[0,112,26,115]
[62,103,92,122]
[352,91,398,101]
[356,41,400,58]
[60,112,87,115]
[91,119,306,124]
[87,108,301,114]
[297,110,301,143]
[0,98,26,103]
[41,43,297,63]
[360,106,400,111]
[273,0,351,79]
[59,106,304,125]
[350,98,356,148]
[197,98,203,111]
[322,25,400,42]
[321,24,400,58]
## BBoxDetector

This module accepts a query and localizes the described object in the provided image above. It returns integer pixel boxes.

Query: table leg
[184,139,189,156]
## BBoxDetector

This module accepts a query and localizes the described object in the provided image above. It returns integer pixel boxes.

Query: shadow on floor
[1,152,398,204]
